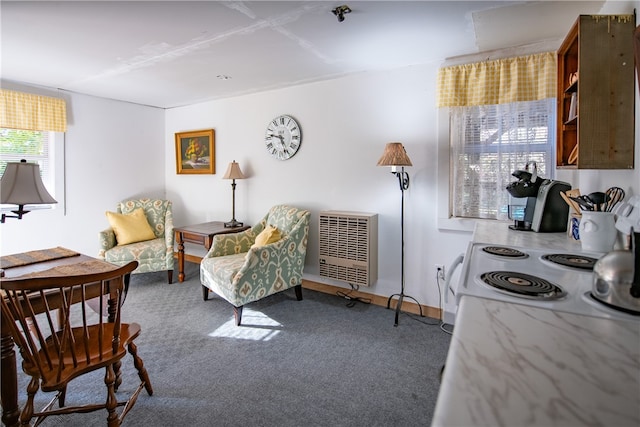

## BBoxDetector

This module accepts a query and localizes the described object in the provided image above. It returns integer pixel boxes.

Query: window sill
[437,217,510,233]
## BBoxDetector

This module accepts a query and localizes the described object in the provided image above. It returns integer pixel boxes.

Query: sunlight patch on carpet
[208,310,282,340]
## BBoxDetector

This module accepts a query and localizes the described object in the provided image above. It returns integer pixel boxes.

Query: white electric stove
[454,242,640,322]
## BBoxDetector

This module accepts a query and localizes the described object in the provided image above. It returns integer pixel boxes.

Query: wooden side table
[174,221,250,282]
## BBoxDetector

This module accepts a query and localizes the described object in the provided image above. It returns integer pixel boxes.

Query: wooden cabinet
[557,14,635,169]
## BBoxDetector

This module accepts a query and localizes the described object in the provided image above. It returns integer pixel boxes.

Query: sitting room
[1,1,639,426]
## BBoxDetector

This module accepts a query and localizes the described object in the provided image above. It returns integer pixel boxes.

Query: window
[0,128,53,191]
[0,89,66,212]
[436,51,557,228]
[449,98,555,220]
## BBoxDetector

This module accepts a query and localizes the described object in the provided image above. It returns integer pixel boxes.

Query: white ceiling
[1,1,612,109]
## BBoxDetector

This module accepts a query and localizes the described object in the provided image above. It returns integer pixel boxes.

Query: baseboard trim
[175,252,441,320]
[301,279,442,320]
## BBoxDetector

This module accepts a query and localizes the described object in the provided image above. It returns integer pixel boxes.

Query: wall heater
[318,210,378,287]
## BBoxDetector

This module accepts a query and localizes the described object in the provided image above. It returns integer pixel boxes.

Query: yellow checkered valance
[437,52,557,107]
[0,89,67,132]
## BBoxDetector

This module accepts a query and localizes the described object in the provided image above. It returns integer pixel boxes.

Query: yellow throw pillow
[106,208,156,246]
[252,225,281,248]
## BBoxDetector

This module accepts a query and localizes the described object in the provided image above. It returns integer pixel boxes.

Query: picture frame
[175,129,215,174]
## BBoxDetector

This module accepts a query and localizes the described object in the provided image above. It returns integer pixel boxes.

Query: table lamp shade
[377,142,412,167]
[222,161,245,180]
[0,161,57,205]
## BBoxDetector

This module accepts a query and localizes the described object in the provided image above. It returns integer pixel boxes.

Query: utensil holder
[579,211,616,252]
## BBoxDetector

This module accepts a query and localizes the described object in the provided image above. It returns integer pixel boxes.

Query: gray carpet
[13,262,452,426]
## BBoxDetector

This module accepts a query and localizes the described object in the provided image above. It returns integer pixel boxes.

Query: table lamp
[222,160,245,228]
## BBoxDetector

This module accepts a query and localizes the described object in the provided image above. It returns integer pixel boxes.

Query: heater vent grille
[318,211,378,287]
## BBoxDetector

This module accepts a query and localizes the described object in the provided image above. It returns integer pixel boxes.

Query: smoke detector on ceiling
[331,5,352,23]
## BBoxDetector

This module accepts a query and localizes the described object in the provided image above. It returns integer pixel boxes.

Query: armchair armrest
[204,228,258,258]
[164,208,175,249]
[98,228,117,259]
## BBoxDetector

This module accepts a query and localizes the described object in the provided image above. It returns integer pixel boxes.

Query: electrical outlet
[435,264,445,280]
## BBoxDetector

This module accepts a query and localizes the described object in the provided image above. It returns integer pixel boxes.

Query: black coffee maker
[506,161,571,232]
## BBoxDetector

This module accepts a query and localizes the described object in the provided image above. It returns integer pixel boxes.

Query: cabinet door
[557,15,635,170]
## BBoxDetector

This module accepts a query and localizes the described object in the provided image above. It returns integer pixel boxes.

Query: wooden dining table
[0,248,125,427]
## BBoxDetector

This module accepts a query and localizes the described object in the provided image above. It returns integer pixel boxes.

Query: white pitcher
[579,211,617,252]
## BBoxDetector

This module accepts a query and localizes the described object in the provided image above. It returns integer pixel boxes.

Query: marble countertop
[432,221,640,426]
[472,220,584,251]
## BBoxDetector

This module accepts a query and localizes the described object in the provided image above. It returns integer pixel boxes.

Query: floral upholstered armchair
[98,199,174,283]
[200,204,310,325]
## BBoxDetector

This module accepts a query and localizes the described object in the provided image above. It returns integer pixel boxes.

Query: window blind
[450,98,555,220]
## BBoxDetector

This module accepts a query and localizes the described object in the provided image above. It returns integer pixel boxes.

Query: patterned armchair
[98,199,174,283]
[200,204,310,325]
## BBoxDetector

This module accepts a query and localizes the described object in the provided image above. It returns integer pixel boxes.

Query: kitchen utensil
[579,211,617,252]
[592,229,640,314]
[560,191,582,214]
[586,192,609,212]
[605,187,625,212]
[568,195,593,211]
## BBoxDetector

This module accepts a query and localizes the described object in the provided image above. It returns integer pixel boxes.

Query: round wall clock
[264,115,302,160]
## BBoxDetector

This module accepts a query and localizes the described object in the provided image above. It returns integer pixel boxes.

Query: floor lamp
[222,160,245,228]
[377,142,423,326]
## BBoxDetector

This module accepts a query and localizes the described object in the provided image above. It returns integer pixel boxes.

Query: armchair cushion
[105,208,156,245]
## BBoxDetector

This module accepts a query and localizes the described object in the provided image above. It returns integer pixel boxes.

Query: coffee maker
[506,162,571,232]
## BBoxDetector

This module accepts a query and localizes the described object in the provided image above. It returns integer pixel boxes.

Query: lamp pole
[386,166,423,326]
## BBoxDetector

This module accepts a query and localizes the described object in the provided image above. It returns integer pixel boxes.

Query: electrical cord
[336,283,371,308]
[435,270,454,335]
[336,272,455,336]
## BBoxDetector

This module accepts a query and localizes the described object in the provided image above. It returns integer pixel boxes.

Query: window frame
[0,129,65,216]
[436,42,560,232]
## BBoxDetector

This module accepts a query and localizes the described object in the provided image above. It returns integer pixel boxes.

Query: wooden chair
[0,261,153,426]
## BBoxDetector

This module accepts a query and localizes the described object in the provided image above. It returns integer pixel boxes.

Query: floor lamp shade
[376,142,412,168]
[0,159,57,223]
[223,161,245,228]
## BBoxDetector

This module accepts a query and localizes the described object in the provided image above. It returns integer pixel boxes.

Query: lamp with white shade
[0,159,57,223]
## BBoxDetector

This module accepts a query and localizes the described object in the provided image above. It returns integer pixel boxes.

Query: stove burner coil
[541,254,597,270]
[481,246,528,259]
[481,271,566,299]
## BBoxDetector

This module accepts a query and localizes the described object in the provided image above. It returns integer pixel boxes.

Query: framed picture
[175,129,215,174]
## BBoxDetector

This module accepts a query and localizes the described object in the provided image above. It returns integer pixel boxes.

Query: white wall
[165,55,639,314]
[3,0,637,314]
[0,81,165,257]
[164,64,484,311]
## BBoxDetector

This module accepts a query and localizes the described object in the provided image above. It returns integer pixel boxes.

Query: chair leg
[294,284,303,301]
[114,360,123,391]
[167,270,173,284]
[104,364,119,427]
[129,341,153,396]
[20,377,39,425]
[59,385,67,407]
[233,306,243,326]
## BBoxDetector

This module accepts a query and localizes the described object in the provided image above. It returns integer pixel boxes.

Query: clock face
[264,115,301,160]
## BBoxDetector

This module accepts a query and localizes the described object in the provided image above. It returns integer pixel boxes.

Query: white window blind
[0,128,53,194]
[450,98,555,220]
